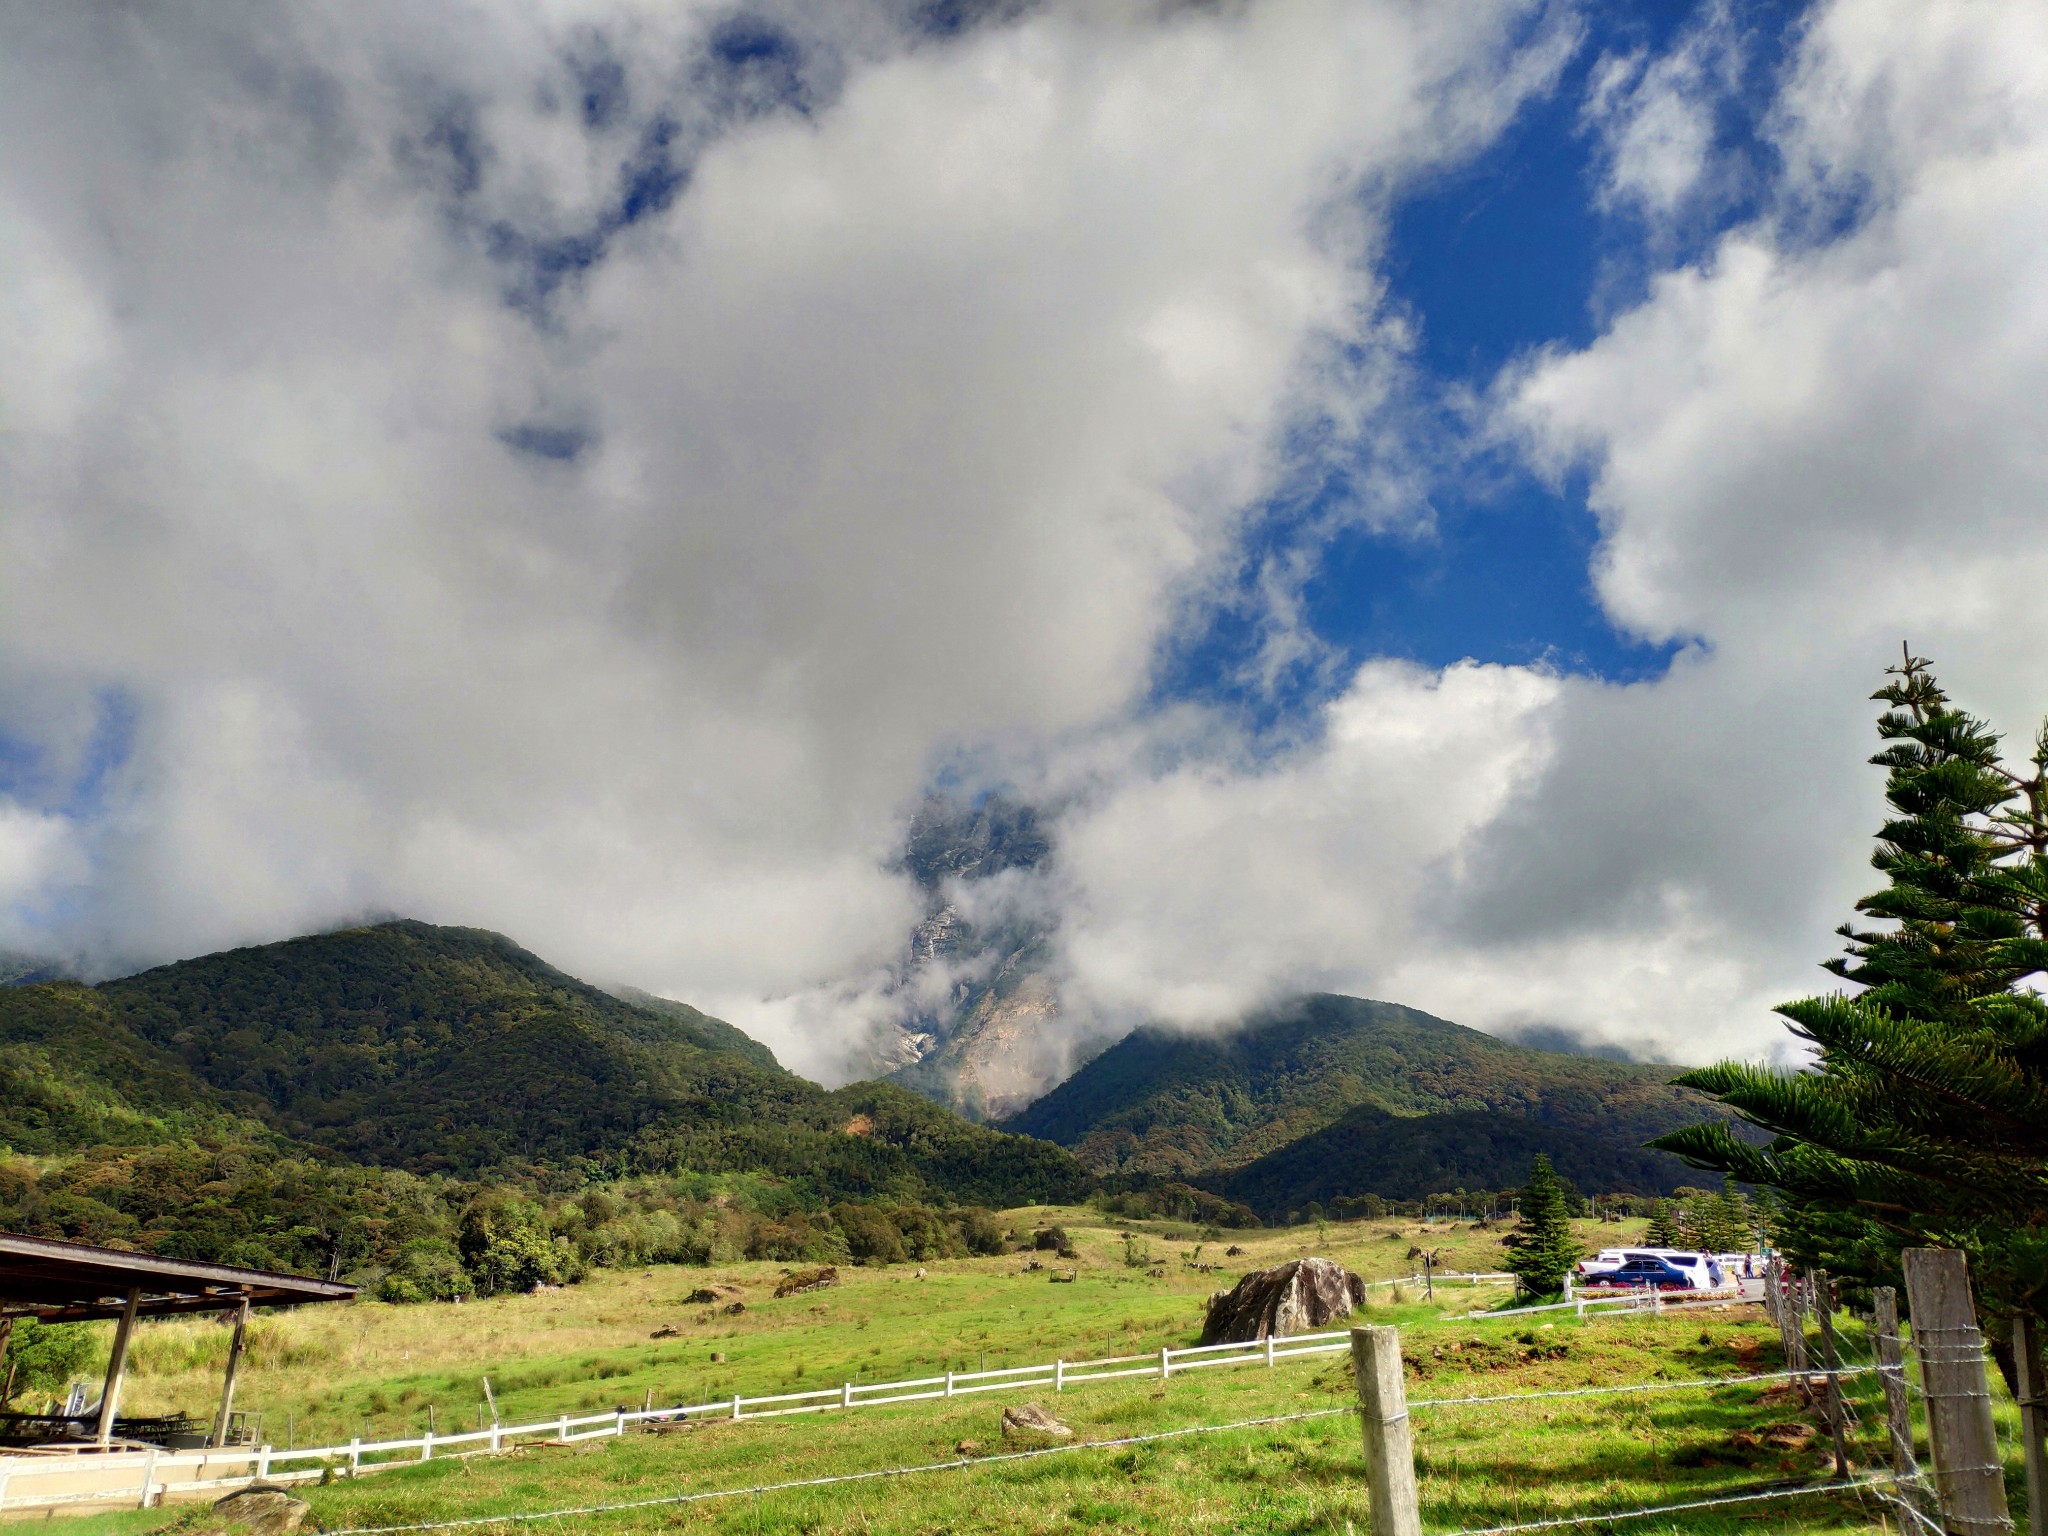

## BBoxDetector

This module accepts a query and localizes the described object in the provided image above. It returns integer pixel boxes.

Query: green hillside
[69,921,1086,1199]
[1001,994,1707,1178]
[0,922,1091,1282]
[610,984,782,1072]
[1202,1103,1693,1216]
[0,981,273,1155]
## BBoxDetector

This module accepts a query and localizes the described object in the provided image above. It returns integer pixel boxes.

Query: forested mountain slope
[1,921,1089,1210]
[1202,1103,1694,1216]
[1002,994,1707,1177]
[0,981,274,1155]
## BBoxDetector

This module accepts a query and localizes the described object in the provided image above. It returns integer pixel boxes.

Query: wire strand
[1445,1472,1902,1536]
[321,1406,1355,1536]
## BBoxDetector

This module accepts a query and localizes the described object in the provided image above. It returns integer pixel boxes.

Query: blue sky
[1157,0,1805,727]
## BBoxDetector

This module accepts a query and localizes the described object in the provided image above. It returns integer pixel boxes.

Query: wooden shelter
[0,1233,355,1449]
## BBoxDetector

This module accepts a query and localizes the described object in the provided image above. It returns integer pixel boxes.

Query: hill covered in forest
[1002,993,1709,1188]
[1203,1103,1693,1217]
[0,922,1090,1279]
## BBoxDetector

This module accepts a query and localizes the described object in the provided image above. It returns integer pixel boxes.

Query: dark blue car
[1602,1257,1696,1290]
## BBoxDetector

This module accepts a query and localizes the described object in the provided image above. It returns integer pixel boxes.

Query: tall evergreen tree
[1653,651,2048,1381]
[1645,1199,1681,1247]
[1505,1154,1582,1297]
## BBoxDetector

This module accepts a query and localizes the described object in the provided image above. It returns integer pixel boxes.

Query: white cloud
[11,0,2038,1089]
[1581,3,1742,224]
[1045,0,2048,1069]
[0,0,1554,1077]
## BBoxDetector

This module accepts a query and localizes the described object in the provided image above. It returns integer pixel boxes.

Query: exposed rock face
[999,1402,1074,1443]
[857,792,1084,1118]
[898,971,1072,1121]
[1199,1257,1368,1345]
[203,1485,312,1535]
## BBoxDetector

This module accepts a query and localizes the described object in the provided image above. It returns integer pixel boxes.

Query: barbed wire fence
[313,1362,1902,1536]
[306,1250,2018,1536]
[4,1251,2011,1532]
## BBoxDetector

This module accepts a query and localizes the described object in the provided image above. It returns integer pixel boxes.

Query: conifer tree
[1645,1199,1681,1248]
[1505,1155,1583,1297]
[1653,650,2048,1383]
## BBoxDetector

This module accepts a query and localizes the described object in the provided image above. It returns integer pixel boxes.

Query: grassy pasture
[49,1209,1962,1533]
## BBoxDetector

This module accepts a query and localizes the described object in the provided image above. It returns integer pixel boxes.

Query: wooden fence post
[1814,1271,1849,1479]
[1774,1264,1807,1378]
[1874,1288,1925,1486]
[2014,1312,2047,1536]
[1350,1325,1422,1536]
[1902,1248,2013,1535]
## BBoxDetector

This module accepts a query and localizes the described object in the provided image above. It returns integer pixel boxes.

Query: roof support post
[210,1296,252,1448]
[95,1286,142,1447]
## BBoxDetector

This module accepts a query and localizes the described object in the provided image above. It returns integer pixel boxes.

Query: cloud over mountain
[3,0,2045,1083]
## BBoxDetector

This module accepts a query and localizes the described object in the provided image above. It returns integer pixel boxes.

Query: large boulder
[199,1485,313,1535]
[1199,1256,1368,1345]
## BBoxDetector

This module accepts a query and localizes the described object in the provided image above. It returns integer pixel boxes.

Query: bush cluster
[0,1142,1037,1312]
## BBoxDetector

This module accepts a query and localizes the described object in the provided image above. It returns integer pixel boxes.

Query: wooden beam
[95,1287,141,1448]
[210,1297,252,1448]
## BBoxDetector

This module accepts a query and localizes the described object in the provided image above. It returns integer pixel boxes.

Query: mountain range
[0,921,1086,1207]
[1001,993,1709,1212]
[1,919,1717,1272]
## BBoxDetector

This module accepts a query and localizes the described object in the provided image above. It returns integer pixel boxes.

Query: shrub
[375,1237,472,1303]
[2,1319,95,1404]
[457,1196,570,1295]
[833,1204,908,1266]
[953,1207,1006,1256]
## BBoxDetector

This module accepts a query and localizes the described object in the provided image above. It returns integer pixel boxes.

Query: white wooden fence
[0,1268,1533,1517]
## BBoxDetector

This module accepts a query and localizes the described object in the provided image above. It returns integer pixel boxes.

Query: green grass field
[41,1208,2021,1534]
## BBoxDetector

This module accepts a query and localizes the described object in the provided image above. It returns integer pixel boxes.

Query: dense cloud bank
[3,0,2045,1079]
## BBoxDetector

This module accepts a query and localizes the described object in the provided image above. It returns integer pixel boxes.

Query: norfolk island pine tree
[1505,1154,1583,1298]
[1652,650,2048,1423]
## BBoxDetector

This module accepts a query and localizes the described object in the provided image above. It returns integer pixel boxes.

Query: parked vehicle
[1578,1248,1740,1291]
[1599,1255,1699,1290]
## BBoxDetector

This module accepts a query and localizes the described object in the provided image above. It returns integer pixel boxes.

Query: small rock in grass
[1762,1421,1816,1451]
[1000,1403,1073,1444]
[774,1266,840,1298]
[955,1439,983,1456]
